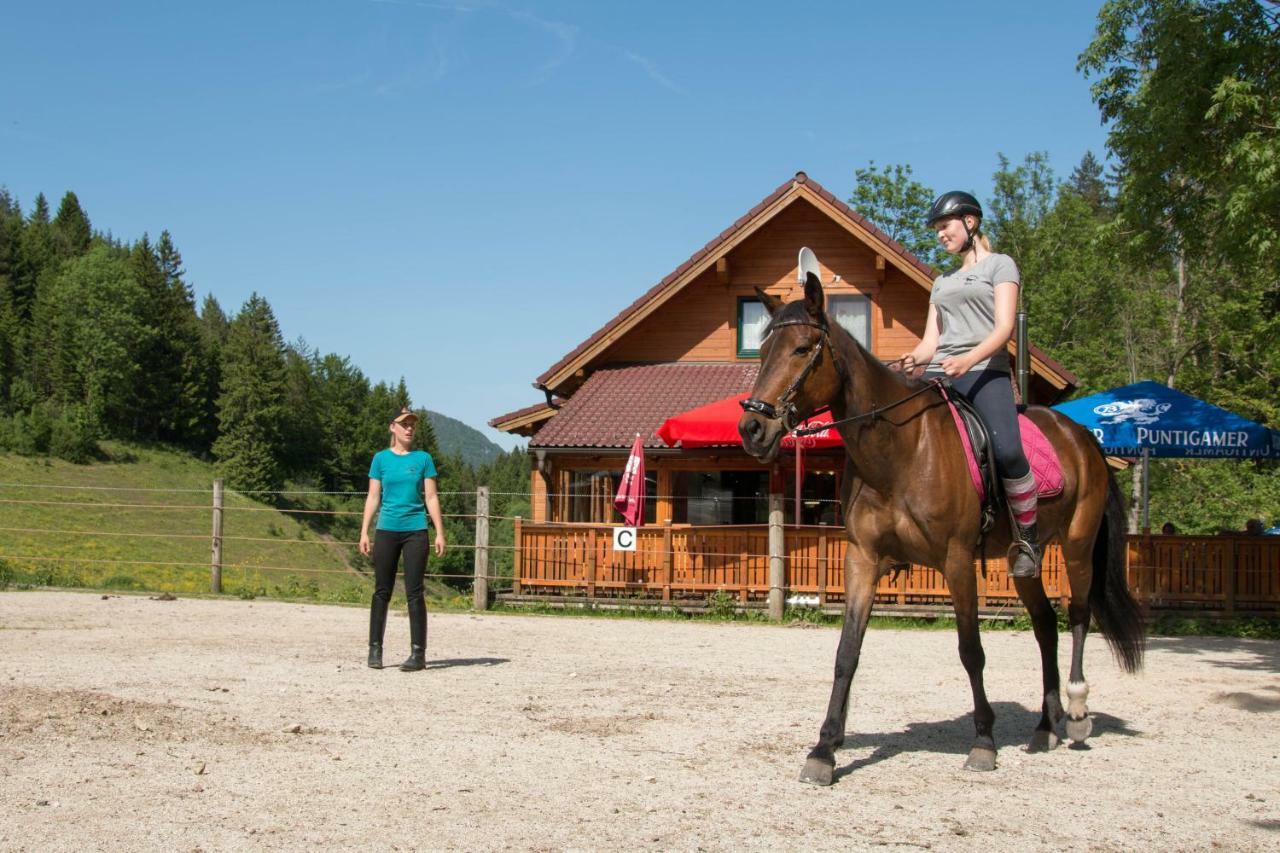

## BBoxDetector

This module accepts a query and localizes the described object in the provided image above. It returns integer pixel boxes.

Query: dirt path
[1,591,1277,851]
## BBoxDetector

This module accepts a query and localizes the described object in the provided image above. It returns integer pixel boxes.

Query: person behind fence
[359,406,446,672]
[899,191,1042,579]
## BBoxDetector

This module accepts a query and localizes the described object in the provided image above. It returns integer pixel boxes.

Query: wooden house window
[828,294,871,348]
[671,470,769,524]
[566,469,656,524]
[736,298,770,357]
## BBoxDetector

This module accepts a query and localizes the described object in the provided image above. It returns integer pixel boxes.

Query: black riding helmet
[926,190,983,252]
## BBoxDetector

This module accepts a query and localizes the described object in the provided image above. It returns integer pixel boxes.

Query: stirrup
[1007,535,1041,580]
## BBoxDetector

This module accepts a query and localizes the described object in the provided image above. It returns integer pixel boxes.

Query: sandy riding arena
[1,592,1278,851]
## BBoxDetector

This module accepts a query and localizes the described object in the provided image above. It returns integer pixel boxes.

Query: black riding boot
[368,596,388,669]
[399,597,427,671]
[1008,521,1042,579]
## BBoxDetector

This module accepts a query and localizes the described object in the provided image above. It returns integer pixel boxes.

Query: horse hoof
[1066,715,1093,743]
[1027,730,1060,753]
[799,757,834,786]
[963,747,997,772]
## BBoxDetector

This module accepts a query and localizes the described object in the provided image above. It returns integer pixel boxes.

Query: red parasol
[613,433,646,527]
[656,393,843,450]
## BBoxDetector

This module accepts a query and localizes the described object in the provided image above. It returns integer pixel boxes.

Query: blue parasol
[1053,381,1278,459]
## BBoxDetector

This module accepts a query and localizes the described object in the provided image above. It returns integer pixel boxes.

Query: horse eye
[793,345,810,356]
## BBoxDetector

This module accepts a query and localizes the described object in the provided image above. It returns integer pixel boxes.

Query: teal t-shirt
[369,448,437,531]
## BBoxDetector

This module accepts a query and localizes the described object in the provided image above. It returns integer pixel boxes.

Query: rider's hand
[939,354,974,378]
[900,353,925,379]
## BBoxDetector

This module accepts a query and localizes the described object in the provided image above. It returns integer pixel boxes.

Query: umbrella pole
[1141,448,1151,534]
[794,438,801,529]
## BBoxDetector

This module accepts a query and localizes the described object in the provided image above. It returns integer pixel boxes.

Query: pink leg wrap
[1004,472,1038,527]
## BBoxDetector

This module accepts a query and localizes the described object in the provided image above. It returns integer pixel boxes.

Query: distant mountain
[426,411,510,468]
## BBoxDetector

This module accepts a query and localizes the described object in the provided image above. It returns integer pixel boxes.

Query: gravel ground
[1,590,1278,851]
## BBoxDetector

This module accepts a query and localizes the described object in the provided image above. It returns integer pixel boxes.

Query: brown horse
[738,271,1144,786]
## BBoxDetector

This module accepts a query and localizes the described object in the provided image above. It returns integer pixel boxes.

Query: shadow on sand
[423,657,510,670]
[830,701,1138,781]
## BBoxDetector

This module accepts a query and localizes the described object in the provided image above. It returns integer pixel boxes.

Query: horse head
[738,270,844,463]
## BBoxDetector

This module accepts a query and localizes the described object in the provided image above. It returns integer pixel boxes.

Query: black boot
[368,595,389,668]
[1008,521,1042,579]
[399,645,426,671]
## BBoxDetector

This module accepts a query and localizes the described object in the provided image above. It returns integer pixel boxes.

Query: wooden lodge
[489,172,1085,612]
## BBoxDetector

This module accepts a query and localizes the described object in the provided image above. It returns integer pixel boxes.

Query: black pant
[369,528,428,647]
[929,368,1031,480]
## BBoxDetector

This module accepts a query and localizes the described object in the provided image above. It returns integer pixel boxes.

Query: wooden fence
[507,521,1280,615]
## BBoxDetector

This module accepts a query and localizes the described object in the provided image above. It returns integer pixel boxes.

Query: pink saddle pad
[943,399,1064,502]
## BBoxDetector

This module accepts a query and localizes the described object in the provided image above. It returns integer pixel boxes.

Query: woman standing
[900,191,1041,578]
[360,406,446,670]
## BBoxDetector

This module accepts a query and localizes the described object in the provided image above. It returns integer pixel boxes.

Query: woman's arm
[939,280,1018,377]
[424,477,446,557]
[358,479,381,556]
[901,303,942,377]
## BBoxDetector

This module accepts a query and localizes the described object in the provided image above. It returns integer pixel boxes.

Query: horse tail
[1089,464,1145,673]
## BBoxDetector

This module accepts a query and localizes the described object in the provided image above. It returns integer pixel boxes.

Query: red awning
[656,393,843,450]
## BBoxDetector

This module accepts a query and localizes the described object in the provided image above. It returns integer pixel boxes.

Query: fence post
[472,486,490,610]
[210,479,223,594]
[817,530,828,607]
[1224,538,1236,616]
[587,528,598,599]
[512,517,522,596]
[768,493,785,621]
[661,519,673,604]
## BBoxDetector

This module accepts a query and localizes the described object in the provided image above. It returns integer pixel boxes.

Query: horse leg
[1013,576,1063,752]
[1064,596,1094,743]
[799,552,880,786]
[948,556,997,771]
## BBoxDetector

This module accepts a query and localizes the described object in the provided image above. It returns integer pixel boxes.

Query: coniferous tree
[0,190,22,406]
[213,294,289,492]
[51,191,92,259]
[14,194,55,322]
[311,353,372,491]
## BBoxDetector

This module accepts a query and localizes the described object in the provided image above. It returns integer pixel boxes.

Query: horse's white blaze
[1066,680,1090,719]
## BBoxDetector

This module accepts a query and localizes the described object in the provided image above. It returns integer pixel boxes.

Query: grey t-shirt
[928,253,1020,372]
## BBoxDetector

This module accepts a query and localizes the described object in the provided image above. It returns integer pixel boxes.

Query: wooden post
[977,559,987,610]
[1224,537,1236,615]
[587,527,598,599]
[897,564,907,605]
[768,492,785,621]
[472,486,490,610]
[817,530,828,607]
[661,519,673,603]
[512,517,523,595]
[210,479,223,594]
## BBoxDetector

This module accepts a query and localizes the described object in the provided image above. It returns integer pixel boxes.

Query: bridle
[739,315,841,433]
[740,313,947,436]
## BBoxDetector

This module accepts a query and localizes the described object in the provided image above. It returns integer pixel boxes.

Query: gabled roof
[532,170,1077,396]
[535,171,943,393]
[530,363,759,449]
[487,400,560,437]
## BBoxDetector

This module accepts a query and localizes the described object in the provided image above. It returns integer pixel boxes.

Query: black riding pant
[369,528,428,646]
[929,368,1030,480]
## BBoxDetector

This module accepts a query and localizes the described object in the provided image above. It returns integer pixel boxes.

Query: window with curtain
[828,294,871,348]
[737,298,771,357]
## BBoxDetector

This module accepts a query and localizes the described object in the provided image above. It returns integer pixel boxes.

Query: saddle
[936,382,1065,535]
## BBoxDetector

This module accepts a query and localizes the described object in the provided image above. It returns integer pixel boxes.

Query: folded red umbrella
[656,393,842,449]
[613,433,646,527]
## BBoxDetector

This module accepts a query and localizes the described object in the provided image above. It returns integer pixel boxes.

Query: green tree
[213,294,289,492]
[29,245,151,432]
[14,193,56,322]
[51,191,92,259]
[846,161,942,268]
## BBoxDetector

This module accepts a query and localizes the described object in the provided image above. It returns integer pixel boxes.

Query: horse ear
[754,286,784,316]
[803,271,825,318]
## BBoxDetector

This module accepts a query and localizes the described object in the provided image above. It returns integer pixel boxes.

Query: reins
[793,377,947,436]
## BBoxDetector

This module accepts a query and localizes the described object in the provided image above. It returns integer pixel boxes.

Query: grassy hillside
[0,443,459,604]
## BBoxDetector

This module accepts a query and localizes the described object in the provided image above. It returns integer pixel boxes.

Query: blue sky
[2,1,1112,451]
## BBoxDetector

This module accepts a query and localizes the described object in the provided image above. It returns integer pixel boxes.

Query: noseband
[740,316,837,432]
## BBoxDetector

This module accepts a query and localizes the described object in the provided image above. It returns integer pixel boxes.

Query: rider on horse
[901,191,1041,578]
